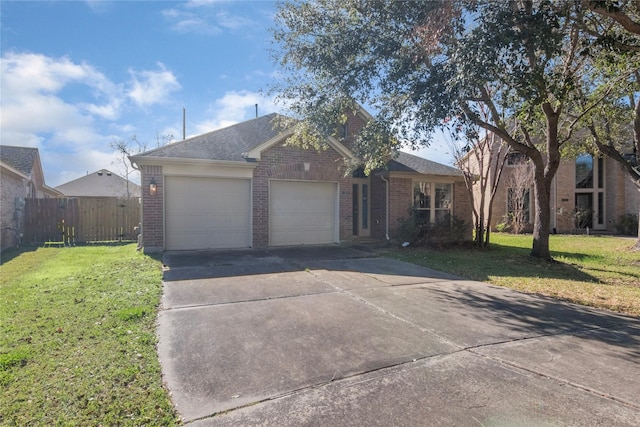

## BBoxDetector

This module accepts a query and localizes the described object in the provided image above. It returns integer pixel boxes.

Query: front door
[575,193,593,229]
[352,179,370,237]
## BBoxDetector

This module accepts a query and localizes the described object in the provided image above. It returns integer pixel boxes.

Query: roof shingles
[0,145,38,175]
[140,113,284,162]
[135,114,461,177]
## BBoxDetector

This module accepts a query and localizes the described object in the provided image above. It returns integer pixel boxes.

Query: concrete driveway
[158,246,640,426]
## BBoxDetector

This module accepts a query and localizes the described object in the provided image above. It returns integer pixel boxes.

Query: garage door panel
[270,181,337,246]
[165,176,251,250]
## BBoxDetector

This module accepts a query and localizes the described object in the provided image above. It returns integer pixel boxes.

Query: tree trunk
[530,103,561,260]
[531,169,552,259]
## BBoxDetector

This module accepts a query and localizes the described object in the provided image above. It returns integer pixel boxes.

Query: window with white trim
[414,182,452,224]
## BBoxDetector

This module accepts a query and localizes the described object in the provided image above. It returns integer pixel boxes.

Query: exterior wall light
[149,177,157,196]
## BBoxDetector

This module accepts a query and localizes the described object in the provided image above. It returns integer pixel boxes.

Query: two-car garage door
[164,177,338,250]
[165,176,251,251]
[269,180,338,246]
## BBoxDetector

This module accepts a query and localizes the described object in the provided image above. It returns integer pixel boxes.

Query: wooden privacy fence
[23,197,141,245]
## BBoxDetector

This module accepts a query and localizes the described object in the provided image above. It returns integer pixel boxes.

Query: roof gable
[132,112,354,164]
[135,113,285,162]
[55,169,141,198]
[0,145,39,176]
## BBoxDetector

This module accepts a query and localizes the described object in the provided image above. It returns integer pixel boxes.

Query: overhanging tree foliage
[579,0,640,246]
[272,0,623,259]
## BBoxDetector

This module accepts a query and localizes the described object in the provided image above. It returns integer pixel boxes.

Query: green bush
[616,213,639,236]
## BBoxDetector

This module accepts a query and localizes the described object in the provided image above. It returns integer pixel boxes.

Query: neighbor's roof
[55,169,141,198]
[0,145,39,176]
[135,113,285,162]
[388,152,463,177]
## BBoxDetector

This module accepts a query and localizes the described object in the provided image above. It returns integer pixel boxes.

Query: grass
[0,244,179,426]
[388,233,640,317]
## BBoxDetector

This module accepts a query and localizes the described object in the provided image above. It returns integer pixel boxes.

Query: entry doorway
[575,193,593,229]
[352,179,370,237]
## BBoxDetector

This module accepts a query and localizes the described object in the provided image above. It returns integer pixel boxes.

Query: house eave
[129,156,258,169]
[382,170,465,181]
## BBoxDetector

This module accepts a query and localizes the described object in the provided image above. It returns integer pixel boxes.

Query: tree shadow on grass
[423,282,640,361]
[472,243,602,284]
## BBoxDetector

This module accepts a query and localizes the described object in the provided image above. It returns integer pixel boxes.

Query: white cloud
[127,63,181,107]
[192,90,278,134]
[0,52,182,186]
[0,52,117,147]
[163,2,257,36]
[162,8,222,35]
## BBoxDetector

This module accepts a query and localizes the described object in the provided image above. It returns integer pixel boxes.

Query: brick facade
[252,143,352,248]
[140,165,163,252]
[475,150,639,233]
[0,170,24,250]
[138,111,473,252]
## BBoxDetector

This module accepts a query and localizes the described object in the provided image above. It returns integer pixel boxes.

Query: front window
[506,152,528,166]
[576,154,593,189]
[414,182,452,224]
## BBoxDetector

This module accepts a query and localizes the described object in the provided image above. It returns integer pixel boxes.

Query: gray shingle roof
[55,169,141,198]
[388,152,462,176]
[134,114,461,177]
[138,113,285,161]
[0,145,38,175]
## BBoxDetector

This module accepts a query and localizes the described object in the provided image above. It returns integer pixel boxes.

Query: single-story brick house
[56,169,141,199]
[0,145,62,250]
[130,110,470,252]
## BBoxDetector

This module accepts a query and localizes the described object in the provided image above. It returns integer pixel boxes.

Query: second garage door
[165,176,251,250]
[269,180,338,246]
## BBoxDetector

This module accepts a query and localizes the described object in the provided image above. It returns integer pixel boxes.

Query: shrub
[616,213,639,236]
[395,209,469,247]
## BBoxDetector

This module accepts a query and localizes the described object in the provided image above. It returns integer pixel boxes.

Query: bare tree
[452,130,509,247]
[506,157,534,234]
[110,133,173,199]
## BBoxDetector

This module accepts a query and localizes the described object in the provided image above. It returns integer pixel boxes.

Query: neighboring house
[467,136,640,233]
[55,169,141,198]
[0,145,62,250]
[130,110,471,253]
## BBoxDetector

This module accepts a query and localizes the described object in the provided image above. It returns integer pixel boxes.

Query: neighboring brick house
[0,145,62,250]
[465,136,640,233]
[130,110,470,253]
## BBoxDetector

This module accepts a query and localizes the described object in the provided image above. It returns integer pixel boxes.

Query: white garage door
[270,180,338,246]
[165,176,251,250]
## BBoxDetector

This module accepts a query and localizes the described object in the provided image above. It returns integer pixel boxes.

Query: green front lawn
[389,233,640,317]
[0,245,178,426]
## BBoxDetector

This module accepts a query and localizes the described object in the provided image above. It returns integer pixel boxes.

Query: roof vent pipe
[255,104,258,118]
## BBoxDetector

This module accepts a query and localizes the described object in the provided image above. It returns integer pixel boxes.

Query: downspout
[380,174,390,241]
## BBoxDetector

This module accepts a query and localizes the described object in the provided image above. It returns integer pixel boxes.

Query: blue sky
[1,0,451,187]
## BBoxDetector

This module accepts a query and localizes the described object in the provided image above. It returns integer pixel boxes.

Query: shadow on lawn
[424,282,640,360]
[0,245,38,266]
[462,243,602,284]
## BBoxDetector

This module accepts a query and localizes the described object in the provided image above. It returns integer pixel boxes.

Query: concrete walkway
[158,246,640,426]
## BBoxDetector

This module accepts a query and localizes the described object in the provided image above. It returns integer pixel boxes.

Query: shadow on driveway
[158,244,640,425]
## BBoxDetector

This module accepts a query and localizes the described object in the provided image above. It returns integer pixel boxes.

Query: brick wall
[388,177,413,238]
[252,143,352,248]
[1,171,24,251]
[453,181,473,240]
[554,158,575,232]
[141,165,163,253]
